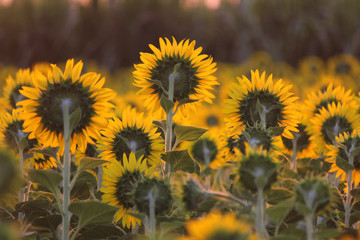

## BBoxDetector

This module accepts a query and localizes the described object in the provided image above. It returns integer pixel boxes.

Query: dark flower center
[320,116,352,144]
[282,124,310,152]
[335,63,351,74]
[35,79,95,136]
[238,90,284,128]
[191,138,218,165]
[150,56,199,101]
[115,171,141,209]
[112,128,151,163]
[206,115,219,127]
[209,230,247,240]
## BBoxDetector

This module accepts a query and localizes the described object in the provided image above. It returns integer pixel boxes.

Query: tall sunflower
[326,130,360,187]
[178,211,257,240]
[133,37,218,117]
[3,68,33,110]
[17,59,115,154]
[309,102,360,154]
[224,70,298,139]
[101,152,154,228]
[97,107,164,166]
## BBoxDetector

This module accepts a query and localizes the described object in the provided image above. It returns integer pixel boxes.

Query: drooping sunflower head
[26,152,57,170]
[133,37,218,116]
[0,109,38,153]
[224,70,299,139]
[97,107,164,166]
[326,129,360,187]
[101,152,153,229]
[178,211,257,240]
[3,68,33,111]
[309,102,360,154]
[17,59,116,154]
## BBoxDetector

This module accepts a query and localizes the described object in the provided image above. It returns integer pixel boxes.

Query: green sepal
[28,169,62,196]
[162,150,200,174]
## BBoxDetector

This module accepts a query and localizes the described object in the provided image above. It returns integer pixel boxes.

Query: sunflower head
[179,211,257,240]
[26,152,57,170]
[295,178,332,215]
[238,146,278,192]
[224,70,298,139]
[97,107,163,166]
[3,68,33,110]
[101,152,153,228]
[182,178,209,212]
[134,177,172,216]
[17,59,116,154]
[133,37,218,116]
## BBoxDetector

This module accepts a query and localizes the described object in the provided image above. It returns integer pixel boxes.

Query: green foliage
[28,169,62,196]
[173,125,208,148]
[162,150,200,174]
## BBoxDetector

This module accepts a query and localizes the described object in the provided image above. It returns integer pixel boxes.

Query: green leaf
[79,223,125,240]
[125,212,146,221]
[135,148,145,160]
[174,125,208,147]
[28,169,62,195]
[351,147,360,159]
[268,126,285,137]
[78,157,108,173]
[32,214,62,233]
[266,199,295,227]
[336,155,354,172]
[314,229,340,239]
[68,200,117,232]
[266,188,294,205]
[148,79,165,89]
[30,147,58,160]
[160,94,175,113]
[69,107,82,134]
[162,150,200,174]
[71,171,97,200]
[350,188,360,201]
[201,166,213,176]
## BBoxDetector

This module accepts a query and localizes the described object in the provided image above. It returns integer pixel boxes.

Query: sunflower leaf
[350,188,360,201]
[335,155,354,172]
[69,107,82,134]
[350,147,360,160]
[162,150,200,174]
[28,169,62,196]
[68,200,117,233]
[265,198,295,228]
[153,120,167,133]
[78,157,108,173]
[173,125,208,148]
[268,126,285,137]
[313,229,340,239]
[160,94,175,113]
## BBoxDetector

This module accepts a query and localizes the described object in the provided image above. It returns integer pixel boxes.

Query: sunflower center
[238,90,284,128]
[150,57,199,101]
[35,79,95,136]
[209,230,246,240]
[206,115,219,127]
[191,138,218,165]
[320,116,352,144]
[335,63,351,74]
[282,124,310,152]
[10,84,31,109]
[314,98,339,114]
[114,170,141,209]
[112,128,151,163]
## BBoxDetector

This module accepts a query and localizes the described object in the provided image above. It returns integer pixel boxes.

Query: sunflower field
[2,1,360,240]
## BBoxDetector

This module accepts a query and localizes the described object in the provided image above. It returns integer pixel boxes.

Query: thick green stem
[291,135,299,171]
[62,100,72,240]
[345,170,353,228]
[256,188,267,238]
[305,214,314,240]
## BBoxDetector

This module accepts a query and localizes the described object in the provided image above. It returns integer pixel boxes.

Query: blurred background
[1,0,360,71]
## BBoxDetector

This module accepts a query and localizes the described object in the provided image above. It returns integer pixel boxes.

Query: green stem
[149,191,156,239]
[305,214,314,240]
[256,188,267,238]
[345,170,353,228]
[18,145,25,203]
[62,100,72,240]
[291,135,299,171]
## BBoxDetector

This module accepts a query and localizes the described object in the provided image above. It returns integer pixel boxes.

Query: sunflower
[220,128,244,162]
[303,81,357,123]
[186,128,226,169]
[112,91,146,116]
[178,211,257,240]
[26,152,57,170]
[97,107,164,166]
[17,59,116,154]
[326,130,360,187]
[327,54,360,78]
[101,152,153,228]
[3,68,33,110]
[184,103,224,129]
[32,62,52,76]
[133,37,218,117]
[309,102,360,154]
[0,109,38,153]
[298,56,325,80]
[224,70,298,139]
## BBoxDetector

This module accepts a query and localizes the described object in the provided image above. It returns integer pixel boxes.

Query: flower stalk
[305,214,314,240]
[255,188,267,238]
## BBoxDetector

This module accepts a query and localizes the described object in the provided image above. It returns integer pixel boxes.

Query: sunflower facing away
[224,70,298,139]
[97,107,164,166]
[178,211,257,240]
[26,152,57,170]
[17,59,116,154]
[133,37,218,117]
[3,68,33,111]
[309,102,360,154]
[101,152,153,228]
[326,130,360,187]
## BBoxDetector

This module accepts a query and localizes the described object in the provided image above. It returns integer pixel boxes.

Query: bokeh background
[1,0,360,71]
